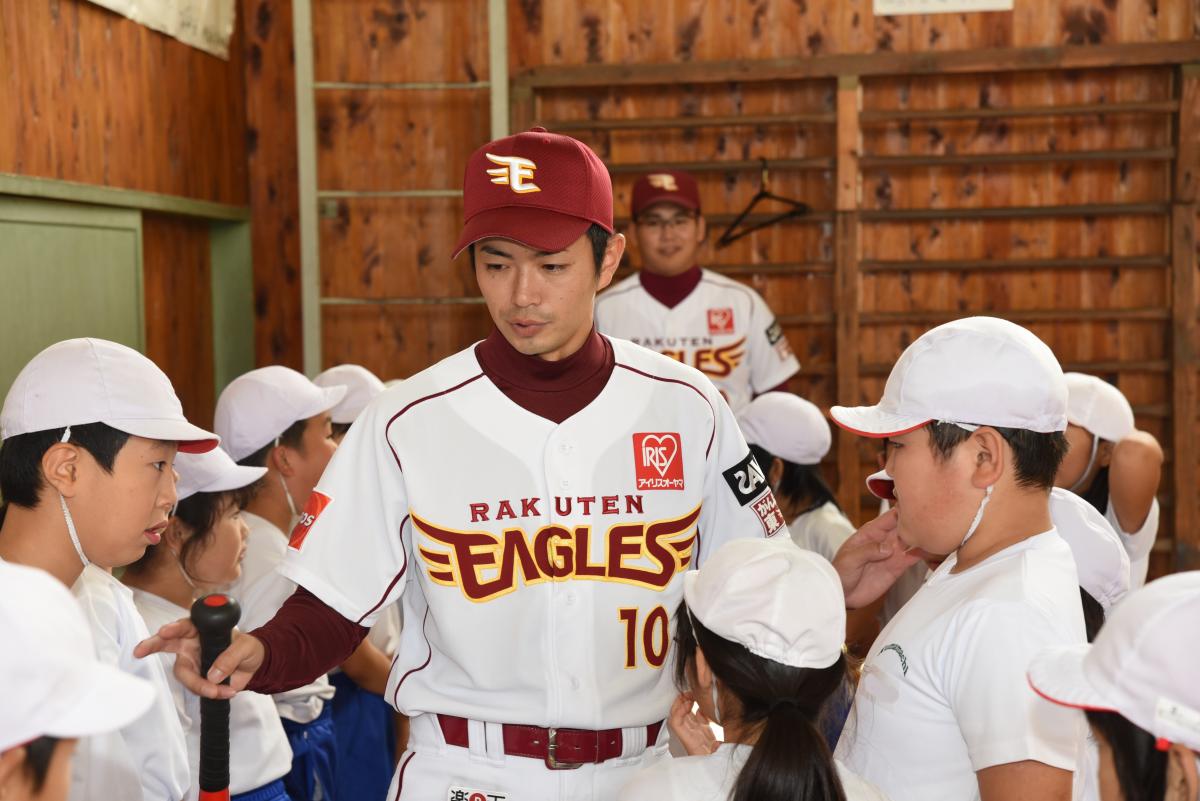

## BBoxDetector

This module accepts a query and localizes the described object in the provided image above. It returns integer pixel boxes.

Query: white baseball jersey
[595,270,800,412]
[280,336,788,730]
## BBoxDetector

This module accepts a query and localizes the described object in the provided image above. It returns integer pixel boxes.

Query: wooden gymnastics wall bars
[513,42,1200,574]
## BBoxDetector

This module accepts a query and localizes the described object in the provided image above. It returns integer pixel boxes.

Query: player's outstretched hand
[667,693,720,756]
[134,617,265,700]
[832,508,922,609]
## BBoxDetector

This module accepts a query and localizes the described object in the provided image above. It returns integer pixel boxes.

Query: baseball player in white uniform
[594,170,800,411]
[139,129,915,801]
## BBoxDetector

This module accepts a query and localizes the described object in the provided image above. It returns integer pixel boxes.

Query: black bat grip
[191,593,241,800]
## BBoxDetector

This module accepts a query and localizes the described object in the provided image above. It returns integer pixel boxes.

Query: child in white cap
[829,317,1086,801]
[313,364,386,445]
[122,448,295,801]
[0,560,157,801]
[312,363,403,800]
[1055,373,1163,589]
[213,366,347,801]
[736,392,851,561]
[1028,573,1200,801]
[0,338,217,801]
[619,538,888,801]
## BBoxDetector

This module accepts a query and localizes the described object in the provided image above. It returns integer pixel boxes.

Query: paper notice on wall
[86,0,236,59]
[875,0,1013,14]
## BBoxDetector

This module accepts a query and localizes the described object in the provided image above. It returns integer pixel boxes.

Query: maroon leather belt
[437,714,664,770]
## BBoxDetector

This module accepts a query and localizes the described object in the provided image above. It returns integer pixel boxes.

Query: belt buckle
[544,727,583,770]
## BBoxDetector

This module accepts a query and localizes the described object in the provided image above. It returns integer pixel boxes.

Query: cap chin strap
[279,473,298,520]
[685,605,721,725]
[170,547,200,594]
[1068,434,1100,494]
[959,485,993,549]
[58,426,90,568]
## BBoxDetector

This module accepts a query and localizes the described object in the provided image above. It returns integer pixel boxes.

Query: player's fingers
[171,646,236,700]
[205,633,264,686]
[133,618,198,658]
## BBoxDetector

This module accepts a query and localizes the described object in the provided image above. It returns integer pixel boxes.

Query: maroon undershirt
[248,327,617,694]
[639,264,701,309]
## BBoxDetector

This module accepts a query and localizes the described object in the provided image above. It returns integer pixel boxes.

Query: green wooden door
[0,197,144,394]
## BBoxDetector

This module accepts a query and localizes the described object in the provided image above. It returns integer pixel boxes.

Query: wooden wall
[0,1,249,421]
[308,0,1199,574]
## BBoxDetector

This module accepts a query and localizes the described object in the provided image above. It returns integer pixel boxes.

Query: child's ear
[971,428,1005,488]
[269,444,295,478]
[41,442,83,499]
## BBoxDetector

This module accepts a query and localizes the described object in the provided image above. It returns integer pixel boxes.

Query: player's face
[475,233,624,361]
[631,202,706,277]
[183,495,249,588]
[281,413,338,508]
[884,427,983,556]
[1054,423,1101,491]
[68,437,179,569]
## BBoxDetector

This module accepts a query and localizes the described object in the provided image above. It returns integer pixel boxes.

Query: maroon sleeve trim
[615,363,718,458]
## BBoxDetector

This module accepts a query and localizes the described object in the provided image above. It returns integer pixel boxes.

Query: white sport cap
[684,538,845,669]
[737,392,832,466]
[1028,572,1200,752]
[0,338,218,453]
[0,560,154,752]
[1048,488,1130,611]
[1065,373,1136,443]
[313,364,385,425]
[175,448,268,502]
[831,317,1067,438]
[214,366,346,462]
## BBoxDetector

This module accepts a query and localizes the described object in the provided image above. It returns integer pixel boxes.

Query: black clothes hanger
[715,159,812,248]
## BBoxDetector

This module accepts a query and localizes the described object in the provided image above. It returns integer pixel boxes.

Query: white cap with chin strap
[831,317,1069,549]
[0,338,220,568]
[1064,373,1136,492]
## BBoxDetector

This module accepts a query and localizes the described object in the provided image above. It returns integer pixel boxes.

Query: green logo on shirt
[880,643,909,676]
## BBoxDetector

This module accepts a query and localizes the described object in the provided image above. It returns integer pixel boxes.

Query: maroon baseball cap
[631,170,701,219]
[452,128,614,259]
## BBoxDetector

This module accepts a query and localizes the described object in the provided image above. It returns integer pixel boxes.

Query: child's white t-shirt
[835,530,1086,801]
[619,742,890,801]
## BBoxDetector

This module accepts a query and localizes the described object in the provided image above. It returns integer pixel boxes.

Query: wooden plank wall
[0,0,248,416]
[310,0,1199,575]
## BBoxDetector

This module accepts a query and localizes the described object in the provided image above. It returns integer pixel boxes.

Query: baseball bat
[191,593,241,801]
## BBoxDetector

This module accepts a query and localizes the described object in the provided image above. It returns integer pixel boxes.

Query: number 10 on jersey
[618,606,669,669]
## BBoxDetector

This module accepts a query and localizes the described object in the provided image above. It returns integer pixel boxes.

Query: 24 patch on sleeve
[722,450,768,506]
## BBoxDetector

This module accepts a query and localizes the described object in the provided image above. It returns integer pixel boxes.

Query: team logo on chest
[707,307,735,335]
[633,433,685,490]
[485,153,541,194]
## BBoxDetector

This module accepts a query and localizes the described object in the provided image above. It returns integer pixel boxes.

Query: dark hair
[674,604,848,801]
[234,418,307,506]
[1086,710,1168,801]
[21,735,60,793]
[468,223,613,274]
[125,490,235,578]
[331,422,352,441]
[1080,588,1105,643]
[1081,465,1110,517]
[927,422,1068,490]
[748,444,839,514]
[0,423,131,524]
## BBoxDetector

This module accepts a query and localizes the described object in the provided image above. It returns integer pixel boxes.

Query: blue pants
[281,702,338,801]
[328,672,397,801]
[232,779,293,801]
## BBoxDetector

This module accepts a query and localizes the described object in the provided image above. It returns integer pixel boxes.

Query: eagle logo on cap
[486,153,541,194]
[647,173,679,191]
